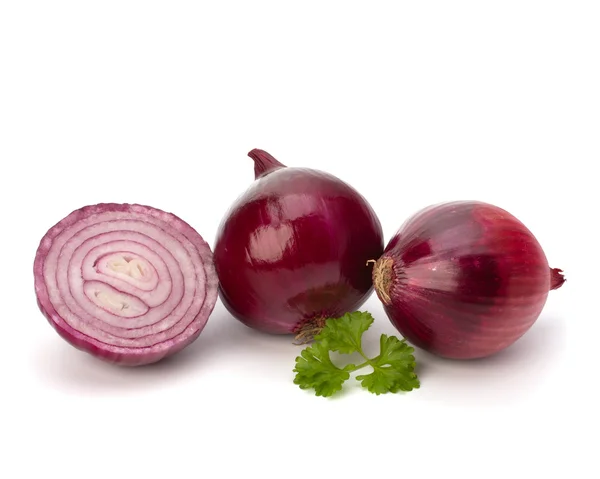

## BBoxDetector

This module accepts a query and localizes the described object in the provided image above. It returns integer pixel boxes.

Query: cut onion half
[34,203,218,366]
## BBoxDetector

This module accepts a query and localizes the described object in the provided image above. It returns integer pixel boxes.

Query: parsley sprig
[293,311,420,397]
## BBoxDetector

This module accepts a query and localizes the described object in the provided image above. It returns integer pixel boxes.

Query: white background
[1,1,597,478]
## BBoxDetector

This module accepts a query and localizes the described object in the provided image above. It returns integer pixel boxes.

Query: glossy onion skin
[214,150,384,335]
[375,201,564,359]
[34,203,218,366]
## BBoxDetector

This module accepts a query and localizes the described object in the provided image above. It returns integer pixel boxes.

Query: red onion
[214,149,384,342]
[372,201,565,359]
[33,203,218,366]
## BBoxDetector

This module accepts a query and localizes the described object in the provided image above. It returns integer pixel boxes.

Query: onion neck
[372,257,394,305]
[248,149,286,179]
[550,268,566,290]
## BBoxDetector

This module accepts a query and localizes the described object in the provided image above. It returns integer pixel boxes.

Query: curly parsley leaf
[356,335,420,395]
[293,311,420,397]
[315,311,374,354]
[293,339,352,397]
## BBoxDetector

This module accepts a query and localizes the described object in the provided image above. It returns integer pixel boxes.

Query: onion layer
[372,201,565,359]
[34,203,218,366]
[214,149,384,341]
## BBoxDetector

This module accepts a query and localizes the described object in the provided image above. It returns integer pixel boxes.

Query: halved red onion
[34,203,218,366]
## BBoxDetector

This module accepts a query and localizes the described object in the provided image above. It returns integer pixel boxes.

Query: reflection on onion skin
[372,201,565,360]
[214,149,384,338]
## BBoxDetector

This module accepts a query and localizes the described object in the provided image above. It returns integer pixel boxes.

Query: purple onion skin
[213,149,384,336]
[34,203,218,366]
[373,201,565,360]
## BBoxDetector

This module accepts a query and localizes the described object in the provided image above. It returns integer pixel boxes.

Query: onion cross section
[34,203,218,366]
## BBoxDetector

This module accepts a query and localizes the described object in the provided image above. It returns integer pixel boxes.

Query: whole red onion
[372,201,565,359]
[34,203,218,366]
[214,149,384,341]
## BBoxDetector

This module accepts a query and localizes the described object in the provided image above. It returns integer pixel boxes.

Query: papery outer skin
[213,152,384,334]
[33,203,218,366]
[376,201,558,359]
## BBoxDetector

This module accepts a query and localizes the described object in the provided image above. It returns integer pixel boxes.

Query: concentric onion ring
[34,203,218,366]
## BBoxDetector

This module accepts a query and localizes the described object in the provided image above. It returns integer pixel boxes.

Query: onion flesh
[214,149,384,341]
[372,201,565,359]
[34,203,218,366]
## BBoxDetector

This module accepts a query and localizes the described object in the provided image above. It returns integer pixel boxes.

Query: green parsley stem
[353,360,371,370]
